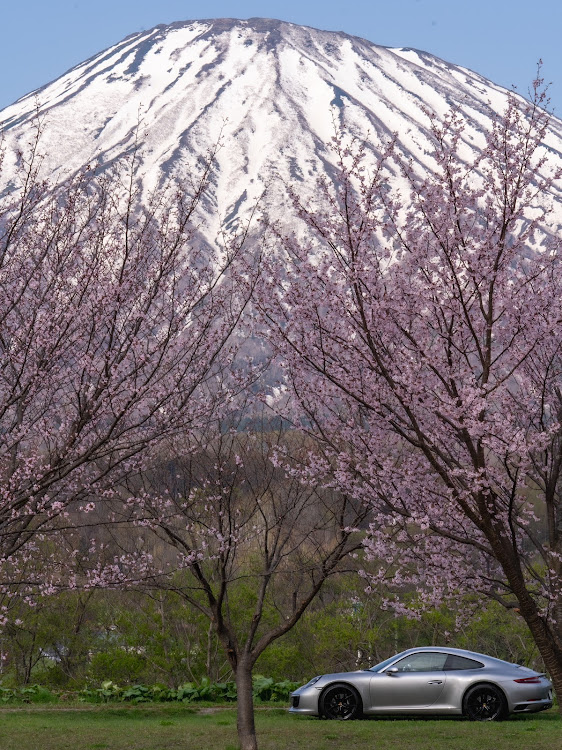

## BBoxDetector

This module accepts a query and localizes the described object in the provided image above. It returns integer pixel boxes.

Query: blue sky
[2,1,562,113]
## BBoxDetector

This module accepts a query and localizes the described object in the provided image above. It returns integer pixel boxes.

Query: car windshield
[368,651,410,672]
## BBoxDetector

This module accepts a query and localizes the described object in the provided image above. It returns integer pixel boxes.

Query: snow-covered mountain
[1,18,562,238]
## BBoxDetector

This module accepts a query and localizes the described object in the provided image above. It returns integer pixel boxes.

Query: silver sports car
[289,647,553,721]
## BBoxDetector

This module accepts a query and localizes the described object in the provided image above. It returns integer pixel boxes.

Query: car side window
[390,652,448,672]
[444,654,484,670]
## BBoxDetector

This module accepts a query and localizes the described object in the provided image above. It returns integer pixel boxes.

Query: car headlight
[304,676,322,688]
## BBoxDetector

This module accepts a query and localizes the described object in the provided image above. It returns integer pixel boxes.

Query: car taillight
[513,676,541,684]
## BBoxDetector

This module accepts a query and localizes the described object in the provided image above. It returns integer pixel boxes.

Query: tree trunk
[235,658,258,750]
[498,548,562,712]
[516,601,562,713]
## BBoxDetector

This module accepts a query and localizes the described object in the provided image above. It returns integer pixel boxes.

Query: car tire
[319,683,363,720]
[463,684,507,721]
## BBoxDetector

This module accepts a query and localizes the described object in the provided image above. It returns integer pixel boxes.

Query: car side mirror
[386,667,399,676]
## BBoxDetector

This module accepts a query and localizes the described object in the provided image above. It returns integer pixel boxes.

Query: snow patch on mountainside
[1,18,562,240]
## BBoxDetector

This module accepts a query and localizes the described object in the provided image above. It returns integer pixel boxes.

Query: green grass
[0,705,559,750]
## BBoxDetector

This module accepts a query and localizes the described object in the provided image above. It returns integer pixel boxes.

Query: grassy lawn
[0,705,559,750]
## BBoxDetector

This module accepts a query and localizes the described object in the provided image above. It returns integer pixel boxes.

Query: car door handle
[427,680,443,685]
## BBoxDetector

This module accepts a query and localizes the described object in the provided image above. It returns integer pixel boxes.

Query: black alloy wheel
[463,684,507,721]
[320,683,362,720]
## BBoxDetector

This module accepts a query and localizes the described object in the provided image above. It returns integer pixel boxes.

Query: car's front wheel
[463,684,507,721]
[319,683,362,720]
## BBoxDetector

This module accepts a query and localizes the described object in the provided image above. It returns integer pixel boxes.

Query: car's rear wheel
[319,683,362,720]
[463,684,507,721]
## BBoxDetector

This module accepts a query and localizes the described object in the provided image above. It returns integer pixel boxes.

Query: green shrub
[0,676,302,705]
[88,650,146,685]
[0,685,57,704]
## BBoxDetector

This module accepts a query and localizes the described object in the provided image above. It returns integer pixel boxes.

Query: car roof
[398,646,518,668]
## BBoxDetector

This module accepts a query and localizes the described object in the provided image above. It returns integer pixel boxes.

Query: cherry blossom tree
[0,129,254,619]
[258,79,562,705]
[92,415,369,750]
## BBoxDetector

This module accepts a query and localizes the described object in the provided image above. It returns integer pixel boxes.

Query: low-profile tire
[463,684,507,721]
[319,683,363,720]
